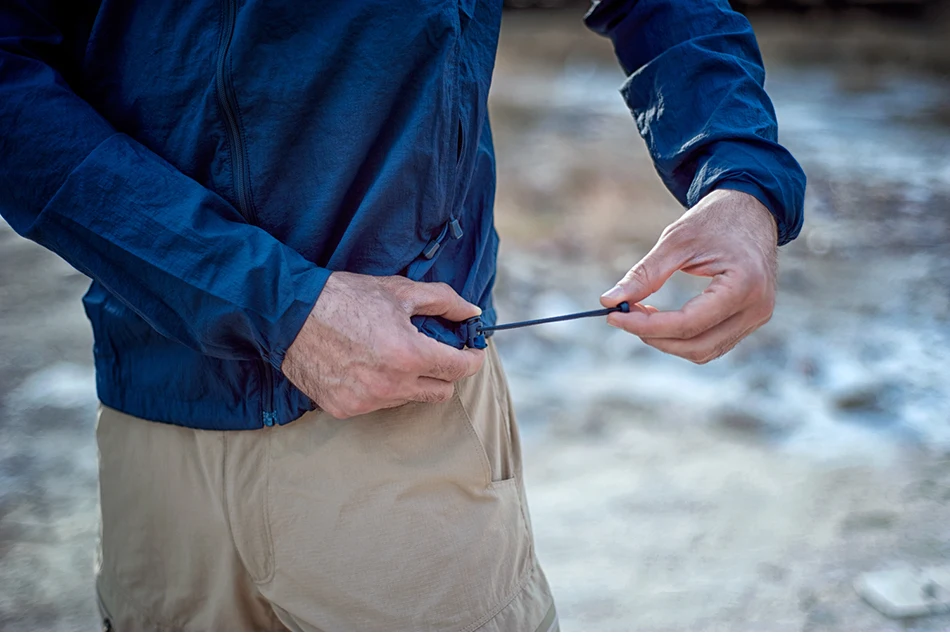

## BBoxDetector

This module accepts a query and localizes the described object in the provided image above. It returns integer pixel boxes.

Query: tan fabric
[95,341,557,631]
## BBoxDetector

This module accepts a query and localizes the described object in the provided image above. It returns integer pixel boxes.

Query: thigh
[95,406,285,631]
[255,341,554,631]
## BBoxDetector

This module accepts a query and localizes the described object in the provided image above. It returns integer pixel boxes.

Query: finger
[401,281,481,322]
[600,239,688,307]
[409,376,456,404]
[640,311,762,364]
[413,335,486,382]
[606,274,746,340]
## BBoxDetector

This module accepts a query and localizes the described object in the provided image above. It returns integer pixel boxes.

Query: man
[0,0,804,631]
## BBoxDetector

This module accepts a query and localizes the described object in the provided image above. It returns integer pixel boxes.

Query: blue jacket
[0,0,805,430]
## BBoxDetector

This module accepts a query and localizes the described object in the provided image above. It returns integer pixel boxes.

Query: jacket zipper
[261,363,276,427]
[216,0,275,426]
[216,0,255,224]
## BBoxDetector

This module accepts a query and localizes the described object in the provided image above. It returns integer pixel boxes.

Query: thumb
[601,241,684,307]
[404,281,481,322]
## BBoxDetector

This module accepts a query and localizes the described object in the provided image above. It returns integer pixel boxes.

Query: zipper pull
[449,217,463,240]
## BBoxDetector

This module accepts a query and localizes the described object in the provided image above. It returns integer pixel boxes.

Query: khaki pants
[95,342,558,631]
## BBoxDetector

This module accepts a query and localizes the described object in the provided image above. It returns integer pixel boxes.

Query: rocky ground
[3,8,950,631]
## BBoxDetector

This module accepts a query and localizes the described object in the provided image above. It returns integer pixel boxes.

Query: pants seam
[257,428,277,585]
[463,558,537,632]
[97,577,179,631]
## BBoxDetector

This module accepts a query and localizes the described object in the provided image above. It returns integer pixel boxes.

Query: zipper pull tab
[460,316,486,349]
[449,217,463,240]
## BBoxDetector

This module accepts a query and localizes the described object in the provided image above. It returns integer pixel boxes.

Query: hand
[601,189,778,364]
[282,272,486,419]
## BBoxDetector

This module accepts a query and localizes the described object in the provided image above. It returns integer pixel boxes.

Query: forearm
[0,3,329,366]
[585,0,806,245]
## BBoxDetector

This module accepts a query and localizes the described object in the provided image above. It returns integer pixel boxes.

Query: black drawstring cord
[485,302,630,334]
[459,302,629,349]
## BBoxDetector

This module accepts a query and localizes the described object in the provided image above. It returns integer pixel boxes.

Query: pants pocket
[456,340,520,484]
[261,358,534,630]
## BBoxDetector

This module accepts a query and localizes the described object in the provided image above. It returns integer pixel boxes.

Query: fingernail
[601,285,623,301]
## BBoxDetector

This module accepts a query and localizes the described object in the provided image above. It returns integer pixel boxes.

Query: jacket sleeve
[585,0,806,245]
[0,1,331,368]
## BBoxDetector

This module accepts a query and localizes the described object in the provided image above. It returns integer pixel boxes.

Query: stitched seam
[99,574,178,631]
[222,431,272,586]
[257,428,277,585]
[453,385,493,487]
[487,342,514,477]
[221,431,239,555]
[220,431,267,591]
[486,476,534,593]
[463,558,537,632]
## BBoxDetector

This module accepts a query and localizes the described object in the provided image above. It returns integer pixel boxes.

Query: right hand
[281,272,486,419]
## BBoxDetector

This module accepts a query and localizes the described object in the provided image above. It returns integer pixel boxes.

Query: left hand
[600,189,778,364]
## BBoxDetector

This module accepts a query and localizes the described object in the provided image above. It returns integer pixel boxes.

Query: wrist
[711,187,778,245]
[711,182,782,245]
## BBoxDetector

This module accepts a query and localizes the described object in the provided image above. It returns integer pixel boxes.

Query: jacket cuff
[687,142,806,246]
[264,265,332,372]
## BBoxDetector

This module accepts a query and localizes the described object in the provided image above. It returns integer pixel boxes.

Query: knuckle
[347,397,372,417]
[448,364,475,383]
[441,367,464,383]
[415,389,442,403]
[337,397,359,418]
[628,263,653,287]
[660,221,690,245]
[400,292,424,313]
[698,344,732,365]
[431,281,454,297]
[379,275,406,298]
[432,386,455,403]
[325,403,350,420]
[337,386,374,418]
[659,223,678,241]
[390,279,420,306]
[675,323,700,340]
[425,359,447,379]
[450,358,474,381]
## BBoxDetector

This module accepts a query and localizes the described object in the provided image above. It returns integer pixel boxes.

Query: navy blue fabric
[585,0,806,244]
[0,1,804,430]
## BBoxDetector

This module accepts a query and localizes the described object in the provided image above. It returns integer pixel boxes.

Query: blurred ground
[3,7,950,631]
